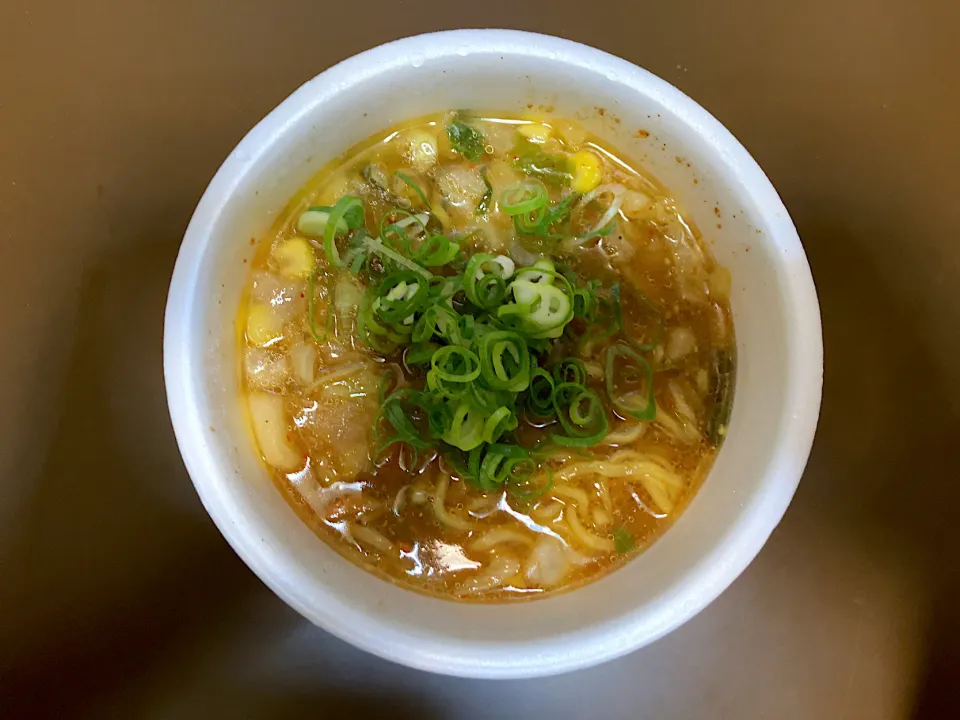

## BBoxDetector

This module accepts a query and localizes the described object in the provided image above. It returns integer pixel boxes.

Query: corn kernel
[246,303,284,346]
[571,150,602,193]
[517,122,553,144]
[273,236,316,279]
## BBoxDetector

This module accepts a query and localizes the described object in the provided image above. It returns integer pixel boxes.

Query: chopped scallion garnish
[305,189,663,483]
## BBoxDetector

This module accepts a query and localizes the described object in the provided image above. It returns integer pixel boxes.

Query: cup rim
[164,29,823,677]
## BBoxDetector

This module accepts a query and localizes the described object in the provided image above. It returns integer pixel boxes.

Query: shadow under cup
[163,30,822,678]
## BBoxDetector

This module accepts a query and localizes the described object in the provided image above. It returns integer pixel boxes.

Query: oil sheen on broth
[239,111,735,601]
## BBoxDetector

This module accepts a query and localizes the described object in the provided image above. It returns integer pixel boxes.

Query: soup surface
[239,111,735,601]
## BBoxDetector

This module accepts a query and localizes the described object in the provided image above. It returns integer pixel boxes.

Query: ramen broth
[239,111,735,600]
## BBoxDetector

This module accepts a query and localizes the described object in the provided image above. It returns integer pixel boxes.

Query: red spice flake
[637,129,649,138]
[300,292,305,298]
[398,541,414,554]
[597,107,606,116]
[242,258,247,263]
[693,178,699,185]
[249,238,256,245]
[714,207,721,217]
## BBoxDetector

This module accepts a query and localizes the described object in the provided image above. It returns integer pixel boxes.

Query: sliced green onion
[378,208,427,254]
[541,193,580,235]
[405,342,438,366]
[346,248,366,275]
[572,281,600,319]
[427,369,470,400]
[427,275,462,308]
[513,206,548,234]
[580,282,623,350]
[374,271,429,325]
[569,389,602,425]
[442,401,486,451]
[552,358,587,386]
[500,180,549,216]
[513,262,569,287]
[483,443,530,487]
[321,195,364,267]
[481,406,518,444]
[507,279,573,337]
[425,398,453,439]
[413,234,460,266]
[524,258,557,284]
[378,364,402,403]
[464,253,508,309]
[373,389,433,456]
[412,305,463,345]
[395,171,432,209]
[588,217,618,239]
[467,383,509,414]
[442,444,472,479]
[321,166,672,482]
[508,466,554,500]
[357,286,400,354]
[461,443,535,493]
[380,223,411,253]
[478,331,530,392]
[431,346,481,383]
[297,208,344,238]
[604,344,656,421]
[527,367,555,417]
[361,236,432,279]
[476,166,493,215]
[550,383,608,447]
[510,192,582,243]
[458,313,476,344]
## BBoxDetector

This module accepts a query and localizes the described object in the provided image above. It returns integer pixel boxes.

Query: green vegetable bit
[446,120,486,162]
[604,343,656,422]
[310,184,666,498]
[512,139,573,186]
[706,349,735,446]
[613,526,635,554]
[476,166,493,215]
[395,171,432,210]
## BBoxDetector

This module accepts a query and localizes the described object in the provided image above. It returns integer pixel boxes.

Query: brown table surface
[2,1,959,718]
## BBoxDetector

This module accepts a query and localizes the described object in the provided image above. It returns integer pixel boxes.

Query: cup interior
[164,30,822,678]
